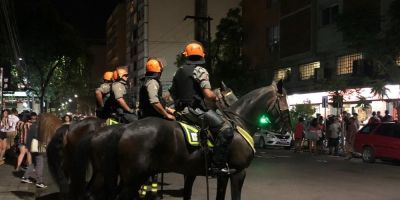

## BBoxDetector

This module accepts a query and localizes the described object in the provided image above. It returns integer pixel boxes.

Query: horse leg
[230,170,246,200]
[183,175,196,200]
[216,175,229,200]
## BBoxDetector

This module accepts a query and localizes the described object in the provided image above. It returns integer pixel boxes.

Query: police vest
[172,64,205,111]
[139,78,165,119]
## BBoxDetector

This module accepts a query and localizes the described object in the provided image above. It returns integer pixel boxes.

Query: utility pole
[184,0,213,72]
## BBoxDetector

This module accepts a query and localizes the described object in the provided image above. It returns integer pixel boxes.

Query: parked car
[254,129,293,149]
[354,122,400,163]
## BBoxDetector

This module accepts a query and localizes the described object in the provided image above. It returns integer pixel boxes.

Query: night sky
[52,0,121,41]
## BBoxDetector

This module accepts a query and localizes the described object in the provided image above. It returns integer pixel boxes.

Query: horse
[107,81,291,200]
[47,117,108,199]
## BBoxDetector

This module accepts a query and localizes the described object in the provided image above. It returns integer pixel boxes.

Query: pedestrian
[317,115,325,153]
[62,114,72,124]
[352,113,360,130]
[6,108,20,152]
[377,111,383,121]
[306,118,322,154]
[0,109,10,165]
[293,117,305,152]
[368,111,381,124]
[345,117,358,160]
[20,112,47,188]
[382,110,393,122]
[15,112,32,171]
[327,116,341,156]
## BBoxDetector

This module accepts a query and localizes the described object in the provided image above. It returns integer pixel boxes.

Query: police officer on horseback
[169,42,234,174]
[109,66,137,123]
[95,71,114,119]
[138,58,175,199]
[138,58,175,121]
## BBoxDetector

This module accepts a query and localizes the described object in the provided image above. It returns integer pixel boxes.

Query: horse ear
[277,79,283,94]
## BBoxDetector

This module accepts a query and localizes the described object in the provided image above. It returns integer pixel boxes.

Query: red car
[354,122,400,163]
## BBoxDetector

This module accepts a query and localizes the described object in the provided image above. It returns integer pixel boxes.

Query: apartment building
[243,0,399,120]
[126,0,241,97]
[106,3,127,67]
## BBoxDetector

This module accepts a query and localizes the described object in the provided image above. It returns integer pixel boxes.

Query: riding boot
[211,126,235,175]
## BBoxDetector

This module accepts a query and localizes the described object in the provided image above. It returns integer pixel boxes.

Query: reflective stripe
[236,126,256,153]
[106,118,119,126]
[151,188,158,192]
[151,183,158,188]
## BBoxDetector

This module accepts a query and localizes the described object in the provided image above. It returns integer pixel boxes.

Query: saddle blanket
[178,122,255,153]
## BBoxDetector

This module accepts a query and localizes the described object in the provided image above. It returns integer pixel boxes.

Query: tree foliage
[211,7,267,95]
[9,0,90,112]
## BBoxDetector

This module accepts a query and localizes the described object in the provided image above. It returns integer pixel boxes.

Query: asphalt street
[0,148,399,200]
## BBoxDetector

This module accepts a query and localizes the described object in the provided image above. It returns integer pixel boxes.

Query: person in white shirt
[0,109,10,165]
[7,108,20,149]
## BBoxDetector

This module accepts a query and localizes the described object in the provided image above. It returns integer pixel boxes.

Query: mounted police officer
[138,58,175,199]
[138,58,175,120]
[109,66,137,123]
[169,42,234,174]
[95,71,114,119]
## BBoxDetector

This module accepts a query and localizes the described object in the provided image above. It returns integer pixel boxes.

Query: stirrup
[209,163,236,176]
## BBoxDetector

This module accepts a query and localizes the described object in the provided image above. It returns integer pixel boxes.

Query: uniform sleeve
[193,66,211,89]
[97,83,110,94]
[146,80,160,104]
[112,82,126,99]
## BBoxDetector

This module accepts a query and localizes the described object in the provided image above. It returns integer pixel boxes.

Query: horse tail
[47,124,70,195]
[69,131,94,199]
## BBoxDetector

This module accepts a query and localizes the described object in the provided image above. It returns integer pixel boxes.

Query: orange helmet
[146,58,163,73]
[103,71,114,81]
[113,66,128,80]
[182,42,205,58]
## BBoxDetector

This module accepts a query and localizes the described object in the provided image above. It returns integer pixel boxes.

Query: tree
[211,7,268,95]
[289,103,316,128]
[9,0,90,113]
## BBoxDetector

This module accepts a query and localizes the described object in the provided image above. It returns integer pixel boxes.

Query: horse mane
[38,113,62,144]
[228,86,276,111]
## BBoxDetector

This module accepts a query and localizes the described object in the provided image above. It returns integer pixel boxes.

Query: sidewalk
[0,156,58,200]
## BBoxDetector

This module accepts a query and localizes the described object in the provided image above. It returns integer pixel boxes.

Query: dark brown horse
[109,81,290,200]
[47,117,108,199]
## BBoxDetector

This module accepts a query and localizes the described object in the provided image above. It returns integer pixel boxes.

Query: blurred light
[74,94,78,98]
[65,101,68,104]
[62,103,65,106]
[18,57,23,61]
[68,99,72,102]
[22,102,28,108]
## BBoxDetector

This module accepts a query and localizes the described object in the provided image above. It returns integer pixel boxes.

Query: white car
[254,129,294,149]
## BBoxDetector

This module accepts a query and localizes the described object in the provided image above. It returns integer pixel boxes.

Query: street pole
[184,15,213,71]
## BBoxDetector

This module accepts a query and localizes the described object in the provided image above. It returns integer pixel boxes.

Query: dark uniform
[139,78,165,119]
[170,59,234,174]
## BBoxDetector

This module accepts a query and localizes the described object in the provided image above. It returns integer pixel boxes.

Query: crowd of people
[293,110,394,158]
[0,108,73,189]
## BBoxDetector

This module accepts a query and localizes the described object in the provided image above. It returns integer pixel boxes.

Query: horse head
[226,80,291,135]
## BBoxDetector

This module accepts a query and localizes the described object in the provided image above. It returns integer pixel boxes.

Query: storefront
[287,84,400,123]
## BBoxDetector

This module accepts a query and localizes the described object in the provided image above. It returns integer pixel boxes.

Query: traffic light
[258,115,271,126]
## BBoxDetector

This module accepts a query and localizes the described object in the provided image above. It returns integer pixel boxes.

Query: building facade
[125,0,241,98]
[106,3,127,67]
[243,0,399,121]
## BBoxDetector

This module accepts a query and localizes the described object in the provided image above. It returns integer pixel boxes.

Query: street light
[74,94,78,98]
[68,98,72,102]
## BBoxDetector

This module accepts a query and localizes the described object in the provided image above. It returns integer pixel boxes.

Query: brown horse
[74,81,290,200]
[47,117,107,199]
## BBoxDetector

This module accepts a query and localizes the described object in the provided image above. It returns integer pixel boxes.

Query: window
[337,53,363,75]
[299,62,320,80]
[322,5,339,26]
[376,124,394,137]
[267,25,280,53]
[273,67,291,81]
